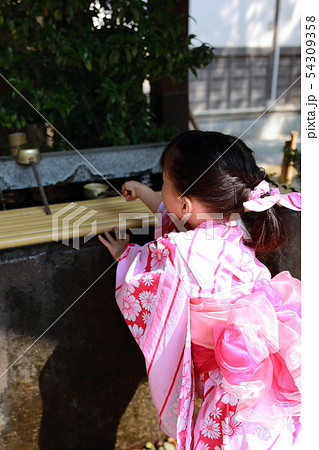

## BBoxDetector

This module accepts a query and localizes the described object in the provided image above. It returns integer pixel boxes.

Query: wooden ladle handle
[30,160,51,215]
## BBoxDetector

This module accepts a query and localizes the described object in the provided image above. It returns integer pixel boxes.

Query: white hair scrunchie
[243,180,301,212]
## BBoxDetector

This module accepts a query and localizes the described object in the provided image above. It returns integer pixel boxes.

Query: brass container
[9,132,27,156]
[83,183,109,199]
[16,148,41,165]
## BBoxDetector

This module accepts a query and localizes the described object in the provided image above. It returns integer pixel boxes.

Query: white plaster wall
[189,0,300,47]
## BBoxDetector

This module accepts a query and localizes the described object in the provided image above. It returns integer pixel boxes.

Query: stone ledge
[0,142,166,191]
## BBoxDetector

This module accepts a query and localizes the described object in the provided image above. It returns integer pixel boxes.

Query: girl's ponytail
[242,205,291,256]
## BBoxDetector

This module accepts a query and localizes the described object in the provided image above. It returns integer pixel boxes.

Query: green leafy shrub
[0,0,214,151]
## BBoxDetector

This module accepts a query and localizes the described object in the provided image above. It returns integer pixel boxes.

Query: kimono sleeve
[115,234,193,440]
[115,235,177,342]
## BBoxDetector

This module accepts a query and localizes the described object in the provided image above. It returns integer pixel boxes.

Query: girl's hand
[98,227,130,260]
[121,180,162,213]
[121,180,142,201]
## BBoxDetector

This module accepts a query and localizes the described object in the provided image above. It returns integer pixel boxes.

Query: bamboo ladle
[16,148,52,215]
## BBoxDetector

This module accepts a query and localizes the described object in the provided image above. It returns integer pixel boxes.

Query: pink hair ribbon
[243,180,301,212]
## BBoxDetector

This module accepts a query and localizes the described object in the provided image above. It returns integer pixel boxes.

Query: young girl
[98,131,301,450]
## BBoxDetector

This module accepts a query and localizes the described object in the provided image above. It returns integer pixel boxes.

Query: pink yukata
[115,201,301,450]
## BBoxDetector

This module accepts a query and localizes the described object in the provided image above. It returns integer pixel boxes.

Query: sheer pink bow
[243,180,301,212]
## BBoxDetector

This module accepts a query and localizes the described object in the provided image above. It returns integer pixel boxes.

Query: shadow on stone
[37,240,147,450]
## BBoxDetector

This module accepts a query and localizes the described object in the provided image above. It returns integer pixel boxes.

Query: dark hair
[160,130,293,256]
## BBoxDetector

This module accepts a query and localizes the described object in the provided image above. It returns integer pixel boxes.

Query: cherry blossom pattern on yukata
[201,417,221,440]
[119,280,141,321]
[139,290,156,311]
[253,426,271,441]
[128,324,144,344]
[221,411,241,438]
[177,361,193,432]
[197,442,211,450]
[211,406,223,420]
[118,269,162,345]
[142,273,155,286]
[149,240,170,271]
[178,395,192,434]
[176,359,195,448]
[180,362,192,399]
[221,392,239,407]
[198,391,241,448]
[163,392,179,433]
[198,369,223,401]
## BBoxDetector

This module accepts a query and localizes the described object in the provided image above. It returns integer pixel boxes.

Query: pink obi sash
[190,271,301,421]
[192,343,218,375]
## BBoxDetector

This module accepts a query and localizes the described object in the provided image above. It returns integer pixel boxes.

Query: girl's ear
[181,196,193,214]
